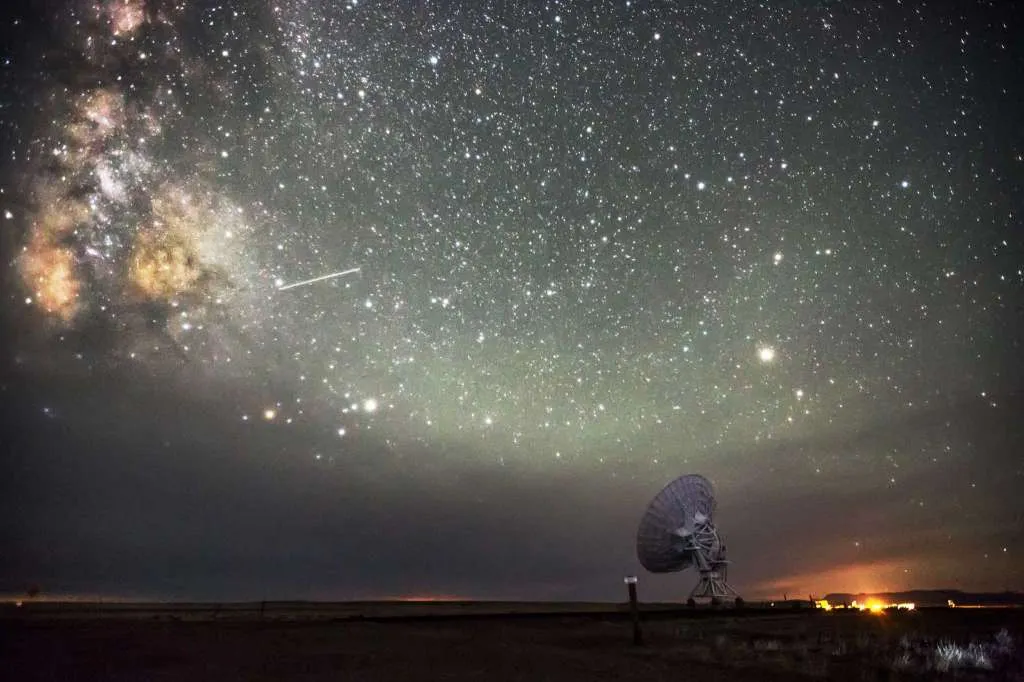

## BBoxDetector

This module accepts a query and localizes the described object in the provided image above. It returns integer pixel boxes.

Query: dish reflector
[636,474,715,573]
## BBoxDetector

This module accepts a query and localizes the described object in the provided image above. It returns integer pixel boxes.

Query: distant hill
[822,590,1024,607]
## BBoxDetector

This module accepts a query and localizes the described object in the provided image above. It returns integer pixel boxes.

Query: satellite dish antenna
[636,474,739,603]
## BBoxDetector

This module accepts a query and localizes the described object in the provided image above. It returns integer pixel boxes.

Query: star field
[1,0,1022,600]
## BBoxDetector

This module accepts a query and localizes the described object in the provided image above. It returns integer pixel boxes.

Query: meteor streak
[277,267,361,291]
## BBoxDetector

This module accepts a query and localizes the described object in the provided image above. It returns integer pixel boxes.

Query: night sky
[1,0,1022,602]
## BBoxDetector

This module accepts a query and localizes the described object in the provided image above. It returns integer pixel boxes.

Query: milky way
[2,1,1022,599]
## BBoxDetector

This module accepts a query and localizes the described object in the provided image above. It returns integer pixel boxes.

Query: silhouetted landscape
[4,600,1024,680]
[824,591,1024,609]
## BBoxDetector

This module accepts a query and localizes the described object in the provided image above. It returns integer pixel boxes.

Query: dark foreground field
[3,604,1023,681]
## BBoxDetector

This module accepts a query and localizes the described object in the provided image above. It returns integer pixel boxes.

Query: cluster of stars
[2,1,1020,532]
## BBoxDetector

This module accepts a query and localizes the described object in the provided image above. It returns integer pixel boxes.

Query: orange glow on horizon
[749,558,920,599]
[391,595,465,602]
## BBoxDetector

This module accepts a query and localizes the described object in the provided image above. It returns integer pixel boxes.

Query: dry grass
[3,605,1023,681]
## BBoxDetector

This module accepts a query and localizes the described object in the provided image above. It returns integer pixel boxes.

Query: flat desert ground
[3,602,1023,680]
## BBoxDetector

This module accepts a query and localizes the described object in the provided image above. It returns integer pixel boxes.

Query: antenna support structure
[676,512,737,601]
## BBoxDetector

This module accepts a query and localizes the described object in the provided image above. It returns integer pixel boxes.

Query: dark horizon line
[5,586,1023,606]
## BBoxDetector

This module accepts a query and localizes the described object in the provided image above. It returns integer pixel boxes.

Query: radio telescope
[636,474,739,603]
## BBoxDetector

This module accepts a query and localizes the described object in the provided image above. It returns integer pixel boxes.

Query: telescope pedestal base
[689,570,738,603]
